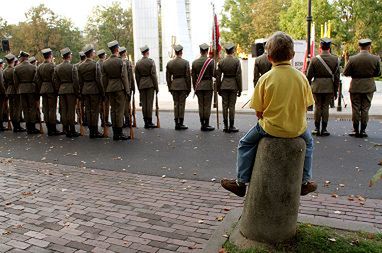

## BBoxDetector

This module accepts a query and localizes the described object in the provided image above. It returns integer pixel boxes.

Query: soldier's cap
[255,38,267,45]
[18,51,29,58]
[118,47,127,54]
[4,53,15,61]
[60,47,71,57]
[96,49,106,56]
[173,44,183,52]
[28,56,36,63]
[359,38,372,47]
[82,45,95,54]
[320,37,332,46]
[41,48,52,55]
[140,45,149,53]
[107,40,119,49]
[199,43,209,50]
[0,59,3,64]
[224,43,235,51]
[79,51,85,57]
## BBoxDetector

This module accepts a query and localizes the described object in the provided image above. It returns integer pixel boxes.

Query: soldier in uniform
[135,45,159,129]
[216,43,242,133]
[34,48,62,136]
[119,46,135,128]
[97,49,111,127]
[253,41,272,87]
[29,57,37,65]
[192,43,215,131]
[0,60,5,131]
[3,54,25,132]
[76,51,86,125]
[166,45,191,130]
[102,40,130,140]
[344,39,381,137]
[13,51,40,134]
[77,45,105,138]
[306,38,340,136]
[53,48,81,138]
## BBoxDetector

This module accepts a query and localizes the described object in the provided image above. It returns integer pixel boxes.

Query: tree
[333,0,382,57]
[279,0,335,41]
[84,2,133,59]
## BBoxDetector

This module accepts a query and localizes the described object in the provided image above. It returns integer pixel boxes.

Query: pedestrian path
[0,158,381,252]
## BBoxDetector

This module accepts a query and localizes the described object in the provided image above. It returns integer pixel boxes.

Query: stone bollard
[235,137,306,246]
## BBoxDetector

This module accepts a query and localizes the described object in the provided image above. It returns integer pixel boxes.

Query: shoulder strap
[316,55,334,81]
[195,58,213,91]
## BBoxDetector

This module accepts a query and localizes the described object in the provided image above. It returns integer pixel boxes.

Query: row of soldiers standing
[253,38,381,138]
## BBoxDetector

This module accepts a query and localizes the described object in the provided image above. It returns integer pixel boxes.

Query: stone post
[237,137,306,245]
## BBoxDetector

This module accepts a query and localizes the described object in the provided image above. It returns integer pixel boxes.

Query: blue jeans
[236,123,313,184]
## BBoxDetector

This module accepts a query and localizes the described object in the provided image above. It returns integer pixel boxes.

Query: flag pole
[212,3,220,129]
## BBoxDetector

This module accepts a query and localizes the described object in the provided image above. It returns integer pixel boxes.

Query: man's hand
[334,92,338,100]
[256,111,263,119]
[237,91,241,97]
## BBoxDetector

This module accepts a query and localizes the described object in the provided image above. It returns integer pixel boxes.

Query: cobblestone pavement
[0,158,382,253]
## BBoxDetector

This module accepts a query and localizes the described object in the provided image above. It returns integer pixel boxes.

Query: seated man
[221,31,317,197]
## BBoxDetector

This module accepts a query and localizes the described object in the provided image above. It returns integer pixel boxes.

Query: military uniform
[102,40,130,140]
[192,43,215,131]
[119,47,135,128]
[76,51,86,126]
[135,45,159,128]
[306,38,340,136]
[13,51,40,134]
[343,39,381,137]
[253,53,272,87]
[166,45,191,130]
[3,54,25,132]
[0,67,5,131]
[53,48,80,138]
[97,49,111,127]
[216,43,242,133]
[34,48,62,136]
[77,46,105,138]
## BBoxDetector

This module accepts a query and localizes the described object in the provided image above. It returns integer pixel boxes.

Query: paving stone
[6,239,30,250]
[26,238,50,248]
[65,241,95,251]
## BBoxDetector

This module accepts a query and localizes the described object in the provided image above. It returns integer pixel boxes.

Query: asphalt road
[0,111,381,199]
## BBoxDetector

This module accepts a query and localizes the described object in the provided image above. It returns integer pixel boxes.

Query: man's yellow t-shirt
[250,61,314,138]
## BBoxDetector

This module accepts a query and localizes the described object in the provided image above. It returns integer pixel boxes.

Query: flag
[210,7,221,58]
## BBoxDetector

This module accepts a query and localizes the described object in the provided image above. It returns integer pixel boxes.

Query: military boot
[223,119,229,133]
[143,118,149,129]
[178,118,188,130]
[200,119,207,131]
[204,119,215,131]
[175,118,181,130]
[113,127,130,141]
[321,122,330,136]
[89,127,104,139]
[70,125,80,138]
[0,122,6,131]
[229,120,239,133]
[146,118,156,128]
[52,124,64,136]
[360,123,368,138]
[13,121,25,133]
[27,123,40,134]
[312,121,320,136]
[47,124,54,136]
[349,122,360,137]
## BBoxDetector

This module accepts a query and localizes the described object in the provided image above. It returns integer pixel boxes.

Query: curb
[202,207,381,252]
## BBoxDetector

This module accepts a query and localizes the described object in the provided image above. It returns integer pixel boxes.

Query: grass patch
[224,224,382,253]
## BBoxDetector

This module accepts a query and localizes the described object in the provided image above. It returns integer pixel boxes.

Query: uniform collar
[273,61,291,67]
[360,50,369,54]
[321,51,330,55]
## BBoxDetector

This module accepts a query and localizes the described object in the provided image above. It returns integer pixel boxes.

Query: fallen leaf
[162,175,166,178]
[334,211,342,214]
[348,195,355,201]
[22,192,33,196]
[219,248,227,253]
[357,196,366,202]
[328,238,336,242]
[216,216,224,221]
[331,193,339,198]
[211,178,216,182]
[223,208,230,211]
[198,220,204,224]
[2,230,11,235]
[222,234,229,238]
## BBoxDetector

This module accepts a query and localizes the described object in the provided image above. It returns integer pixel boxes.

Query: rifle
[155,92,160,128]
[36,99,44,134]
[129,95,134,139]
[242,98,251,109]
[77,100,85,136]
[4,99,12,130]
[102,101,109,138]
[132,91,137,127]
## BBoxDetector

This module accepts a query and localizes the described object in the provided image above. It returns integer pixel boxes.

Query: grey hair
[265,31,295,62]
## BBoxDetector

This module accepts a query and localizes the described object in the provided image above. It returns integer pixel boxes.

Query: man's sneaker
[301,181,317,196]
[221,179,246,197]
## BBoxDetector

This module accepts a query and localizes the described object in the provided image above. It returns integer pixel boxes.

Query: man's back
[253,53,272,87]
[166,57,190,91]
[14,61,37,94]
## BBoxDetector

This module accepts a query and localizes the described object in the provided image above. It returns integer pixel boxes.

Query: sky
[0,0,225,30]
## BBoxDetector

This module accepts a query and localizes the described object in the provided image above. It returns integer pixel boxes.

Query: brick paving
[0,158,382,252]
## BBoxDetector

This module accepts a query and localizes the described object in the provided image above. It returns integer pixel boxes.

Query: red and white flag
[210,8,221,58]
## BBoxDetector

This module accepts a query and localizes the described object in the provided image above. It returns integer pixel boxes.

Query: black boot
[70,125,80,138]
[175,118,181,130]
[113,127,130,140]
[122,117,130,128]
[52,124,64,136]
[147,118,156,128]
[13,122,26,133]
[178,118,188,130]
[321,122,330,136]
[204,119,215,131]
[27,123,40,134]
[144,118,150,129]
[90,127,104,138]
[360,123,368,138]
[200,119,207,131]
[349,122,360,137]
[312,121,320,136]
[0,122,5,131]
[47,123,54,136]
[229,120,239,133]
[223,119,229,133]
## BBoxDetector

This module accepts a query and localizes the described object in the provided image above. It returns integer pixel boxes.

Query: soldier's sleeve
[72,65,80,96]
[32,66,38,94]
[374,57,381,77]
[165,63,171,90]
[95,62,104,96]
[134,64,141,88]
[236,60,242,92]
[151,61,159,92]
[128,62,135,92]
[216,63,222,92]
[305,58,315,84]
[0,71,5,94]
[52,67,60,93]
[13,68,19,93]
[78,67,84,94]
[121,61,130,95]
[191,62,196,89]
[333,59,341,93]
[101,62,108,92]
[253,60,260,88]
[343,59,352,77]
[34,66,42,93]
[185,62,191,93]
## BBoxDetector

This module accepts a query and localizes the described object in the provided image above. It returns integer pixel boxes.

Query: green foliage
[84,1,133,59]
[224,224,382,253]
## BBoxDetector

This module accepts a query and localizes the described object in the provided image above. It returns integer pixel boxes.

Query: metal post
[337,80,342,112]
